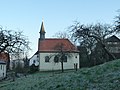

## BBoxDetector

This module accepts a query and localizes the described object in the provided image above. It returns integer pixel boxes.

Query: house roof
[106,35,120,42]
[38,38,79,52]
[0,52,9,63]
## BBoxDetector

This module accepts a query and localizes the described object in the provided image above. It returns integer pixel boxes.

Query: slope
[0,59,120,90]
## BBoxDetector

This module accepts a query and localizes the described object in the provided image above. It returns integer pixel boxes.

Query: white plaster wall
[29,54,39,66]
[39,53,79,71]
[0,64,6,78]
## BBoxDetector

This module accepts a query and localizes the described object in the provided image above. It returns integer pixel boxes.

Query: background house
[29,22,79,71]
[0,61,6,79]
[0,52,10,70]
[10,59,24,70]
[105,35,120,59]
[10,52,25,70]
[77,35,120,68]
[77,46,89,68]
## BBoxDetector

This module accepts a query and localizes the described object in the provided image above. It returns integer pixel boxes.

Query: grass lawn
[0,59,120,90]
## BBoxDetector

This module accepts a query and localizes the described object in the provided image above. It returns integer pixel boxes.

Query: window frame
[45,56,50,62]
[60,55,67,62]
[54,55,59,63]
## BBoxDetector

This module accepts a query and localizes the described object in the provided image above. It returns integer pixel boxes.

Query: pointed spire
[39,20,46,40]
[40,21,45,33]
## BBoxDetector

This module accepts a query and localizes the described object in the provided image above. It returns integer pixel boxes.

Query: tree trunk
[100,42,116,60]
[89,35,116,60]
[103,47,116,60]
[61,61,64,72]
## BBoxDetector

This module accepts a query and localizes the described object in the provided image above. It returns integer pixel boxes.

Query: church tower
[39,21,46,40]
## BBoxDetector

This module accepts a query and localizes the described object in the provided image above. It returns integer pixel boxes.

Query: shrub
[30,64,39,73]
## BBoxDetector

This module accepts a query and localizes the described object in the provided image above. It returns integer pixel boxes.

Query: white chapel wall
[39,52,79,71]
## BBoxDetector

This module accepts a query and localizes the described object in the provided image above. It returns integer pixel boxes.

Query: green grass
[1,59,120,90]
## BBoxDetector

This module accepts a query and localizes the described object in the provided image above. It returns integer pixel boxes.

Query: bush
[30,64,39,73]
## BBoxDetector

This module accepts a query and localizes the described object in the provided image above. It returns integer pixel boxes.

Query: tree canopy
[0,27,30,54]
[69,17,120,66]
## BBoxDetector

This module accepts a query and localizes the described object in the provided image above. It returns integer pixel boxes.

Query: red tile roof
[0,52,9,62]
[38,38,79,52]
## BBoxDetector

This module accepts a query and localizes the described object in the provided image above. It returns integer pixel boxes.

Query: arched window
[61,55,67,62]
[45,56,49,62]
[64,56,67,62]
[54,56,59,63]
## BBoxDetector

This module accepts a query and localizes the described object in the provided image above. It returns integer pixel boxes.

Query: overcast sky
[0,0,120,57]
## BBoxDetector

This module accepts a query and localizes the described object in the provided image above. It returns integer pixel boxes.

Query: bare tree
[53,31,76,45]
[49,43,73,72]
[70,22,117,63]
[0,27,30,54]
[53,31,70,39]
[52,43,73,72]
[0,27,30,71]
[114,11,120,33]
